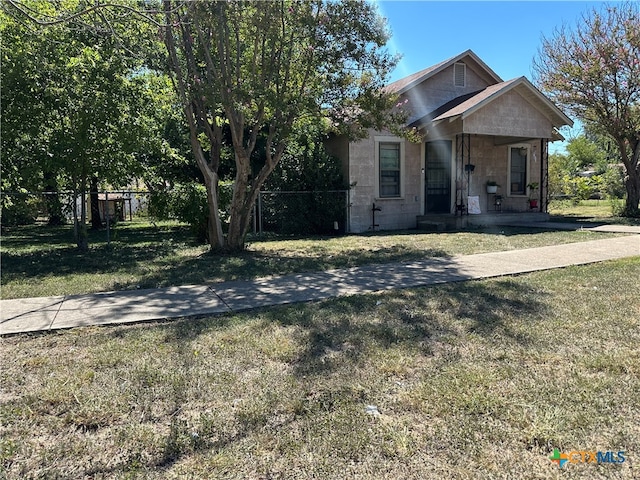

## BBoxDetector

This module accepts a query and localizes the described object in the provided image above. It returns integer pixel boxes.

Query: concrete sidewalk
[499,220,640,234]
[1,235,639,335]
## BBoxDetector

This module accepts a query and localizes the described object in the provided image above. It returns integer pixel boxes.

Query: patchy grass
[1,258,638,479]
[0,220,626,299]
[549,199,640,225]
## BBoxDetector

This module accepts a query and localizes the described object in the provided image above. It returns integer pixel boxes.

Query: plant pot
[486,185,498,194]
[529,199,538,209]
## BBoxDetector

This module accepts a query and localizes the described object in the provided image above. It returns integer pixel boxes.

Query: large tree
[162,0,408,250]
[533,2,640,216]
[0,4,64,223]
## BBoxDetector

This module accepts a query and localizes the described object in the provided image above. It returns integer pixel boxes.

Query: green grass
[0,219,627,299]
[1,258,638,479]
[549,199,640,225]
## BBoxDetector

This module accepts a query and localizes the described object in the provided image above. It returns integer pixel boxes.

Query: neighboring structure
[326,50,573,233]
[78,191,147,224]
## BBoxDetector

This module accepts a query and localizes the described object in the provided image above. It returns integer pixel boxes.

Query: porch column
[540,138,549,213]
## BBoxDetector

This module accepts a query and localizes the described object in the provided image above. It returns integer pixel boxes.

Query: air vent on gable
[454,62,466,87]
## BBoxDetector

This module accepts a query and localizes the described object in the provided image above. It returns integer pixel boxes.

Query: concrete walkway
[500,220,640,234]
[1,235,639,336]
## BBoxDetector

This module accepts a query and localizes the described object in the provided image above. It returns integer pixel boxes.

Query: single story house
[326,50,573,232]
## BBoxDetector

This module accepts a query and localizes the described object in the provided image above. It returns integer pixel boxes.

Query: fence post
[105,191,110,246]
[345,189,350,234]
[252,202,256,234]
[258,191,263,236]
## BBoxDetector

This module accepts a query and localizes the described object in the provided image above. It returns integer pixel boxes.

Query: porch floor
[416,212,550,231]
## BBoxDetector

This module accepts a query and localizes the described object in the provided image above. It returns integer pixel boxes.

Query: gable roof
[385,49,503,95]
[429,76,573,128]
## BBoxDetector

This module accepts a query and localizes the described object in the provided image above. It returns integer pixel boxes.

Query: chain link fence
[254,190,349,235]
[2,189,350,236]
[0,191,151,226]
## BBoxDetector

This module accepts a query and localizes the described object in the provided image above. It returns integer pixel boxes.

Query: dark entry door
[425,140,452,213]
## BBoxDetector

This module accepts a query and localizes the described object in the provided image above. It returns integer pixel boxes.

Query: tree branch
[5,0,173,28]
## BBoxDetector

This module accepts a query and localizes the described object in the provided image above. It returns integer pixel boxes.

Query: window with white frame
[379,142,401,197]
[509,146,528,196]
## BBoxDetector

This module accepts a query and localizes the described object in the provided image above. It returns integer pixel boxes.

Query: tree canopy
[533,1,640,216]
[162,0,409,250]
[1,2,192,247]
[3,0,413,250]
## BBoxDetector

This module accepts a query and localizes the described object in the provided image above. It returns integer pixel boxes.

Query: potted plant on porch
[527,182,539,209]
[486,180,499,194]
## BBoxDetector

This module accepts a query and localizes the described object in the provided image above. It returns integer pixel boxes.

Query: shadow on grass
[95,270,549,473]
[264,278,547,378]
[0,222,196,277]
[157,274,548,379]
[0,221,196,249]
[1,223,451,293]
[2,221,594,298]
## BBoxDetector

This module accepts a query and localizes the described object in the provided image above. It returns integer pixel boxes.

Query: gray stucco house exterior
[326,50,573,233]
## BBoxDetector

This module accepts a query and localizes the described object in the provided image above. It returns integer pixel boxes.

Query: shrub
[0,195,42,226]
[562,175,595,203]
[260,191,346,235]
[610,197,625,216]
[170,183,209,241]
[149,183,208,242]
[600,166,625,199]
[261,129,347,235]
[149,181,234,243]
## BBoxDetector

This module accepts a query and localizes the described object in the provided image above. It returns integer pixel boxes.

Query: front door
[425,140,452,213]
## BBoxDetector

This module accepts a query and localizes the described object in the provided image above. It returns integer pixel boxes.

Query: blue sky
[377,0,605,82]
[375,1,611,148]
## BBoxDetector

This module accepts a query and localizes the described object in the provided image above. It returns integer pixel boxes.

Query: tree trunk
[225,197,248,252]
[624,167,640,217]
[72,189,79,244]
[72,187,89,252]
[619,139,640,217]
[203,172,225,250]
[226,199,252,252]
[44,171,64,226]
[188,136,225,250]
[226,151,251,251]
[225,149,282,252]
[78,189,89,251]
[90,177,102,230]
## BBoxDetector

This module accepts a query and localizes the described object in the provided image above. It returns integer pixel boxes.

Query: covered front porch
[421,132,552,217]
[416,76,572,226]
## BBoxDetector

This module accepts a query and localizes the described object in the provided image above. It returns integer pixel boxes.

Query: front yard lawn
[0,220,626,299]
[549,198,640,225]
[1,258,638,478]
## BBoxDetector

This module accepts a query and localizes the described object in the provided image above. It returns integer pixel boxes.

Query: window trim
[375,136,405,199]
[508,144,530,197]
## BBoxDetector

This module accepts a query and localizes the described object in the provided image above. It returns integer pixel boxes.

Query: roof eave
[514,77,573,128]
[459,77,573,128]
[551,128,566,142]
